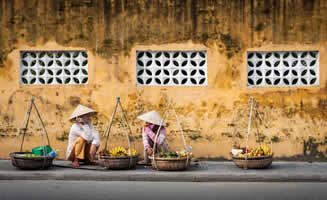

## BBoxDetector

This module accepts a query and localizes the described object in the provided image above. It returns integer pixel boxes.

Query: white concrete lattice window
[136,51,207,86]
[20,51,88,85]
[247,51,319,87]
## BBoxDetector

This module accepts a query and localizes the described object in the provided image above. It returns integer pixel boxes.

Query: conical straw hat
[69,104,97,121]
[137,110,166,126]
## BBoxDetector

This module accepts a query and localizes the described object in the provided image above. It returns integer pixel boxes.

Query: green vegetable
[159,152,178,158]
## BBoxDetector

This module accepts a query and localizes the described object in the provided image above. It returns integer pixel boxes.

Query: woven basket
[149,156,191,171]
[99,155,138,169]
[10,152,54,170]
[11,99,53,170]
[232,154,273,169]
[100,98,138,170]
[230,98,274,170]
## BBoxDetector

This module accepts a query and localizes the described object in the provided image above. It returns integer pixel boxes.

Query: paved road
[2,160,327,182]
[0,181,326,200]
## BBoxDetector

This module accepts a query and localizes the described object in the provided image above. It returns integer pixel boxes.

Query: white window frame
[20,50,88,85]
[247,51,319,87]
[136,51,207,86]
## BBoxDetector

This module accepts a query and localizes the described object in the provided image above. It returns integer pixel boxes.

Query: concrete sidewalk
[0,160,326,182]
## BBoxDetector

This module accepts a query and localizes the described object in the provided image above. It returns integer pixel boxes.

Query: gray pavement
[1,181,327,200]
[0,160,327,182]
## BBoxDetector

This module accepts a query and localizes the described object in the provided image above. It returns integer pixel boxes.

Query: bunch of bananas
[108,147,138,157]
[127,148,138,156]
[236,153,248,157]
[177,149,192,158]
[236,145,272,157]
[250,145,272,156]
[110,146,127,157]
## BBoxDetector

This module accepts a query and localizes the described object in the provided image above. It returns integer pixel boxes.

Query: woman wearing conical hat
[66,105,100,168]
[137,110,169,164]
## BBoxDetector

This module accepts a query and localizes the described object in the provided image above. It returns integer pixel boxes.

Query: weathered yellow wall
[0,0,326,161]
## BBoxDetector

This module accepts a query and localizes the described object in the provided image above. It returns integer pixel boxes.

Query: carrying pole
[32,101,51,147]
[152,100,171,157]
[152,99,172,169]
[245,97,254,156]
[118,100,135,149]
[103,98,119,151]
[20,98,34,152]
[171,103,187,149]
[254,101,273,154]
[230,98,251,152]
[117,98,133,167]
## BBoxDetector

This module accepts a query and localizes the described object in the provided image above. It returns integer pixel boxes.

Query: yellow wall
[0,0,326,161]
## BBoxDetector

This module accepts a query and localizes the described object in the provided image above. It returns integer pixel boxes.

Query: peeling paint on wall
[0,0,326,160]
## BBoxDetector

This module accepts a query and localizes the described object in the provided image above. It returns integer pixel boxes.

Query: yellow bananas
[127,148,137,156]
[109,146,138,157]
[110,146,127,157]
[177,149,192,158]
[259,145,272,156]
[236,145,272,157]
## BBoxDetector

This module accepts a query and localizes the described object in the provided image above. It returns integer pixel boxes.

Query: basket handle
[171,101,188,149]
[253,100,273,154]
[245,97,255,157]
[32,100,51,148]
[152,100,171,168]
[230,98,251,155]
[103,98,119,152]
[117,99,134,167]
[20,98,34,152]
[20,98,51,152]
[246,98,273,155]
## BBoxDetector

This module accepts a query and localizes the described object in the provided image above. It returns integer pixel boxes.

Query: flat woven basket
[149,155,191,171]
[232,154,273,169]
[10,99,53,170]
[10,152,54,170]
[99,155,138,169]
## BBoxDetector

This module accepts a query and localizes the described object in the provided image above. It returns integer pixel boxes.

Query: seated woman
[66,105,100,168]
[137,110,169,164]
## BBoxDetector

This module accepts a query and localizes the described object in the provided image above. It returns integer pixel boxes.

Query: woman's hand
[146,148,153,155]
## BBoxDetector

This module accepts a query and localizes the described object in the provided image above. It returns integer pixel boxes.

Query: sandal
[72,162,80,168]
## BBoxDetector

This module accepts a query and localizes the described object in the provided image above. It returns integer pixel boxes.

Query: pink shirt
[142,124,169,151]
